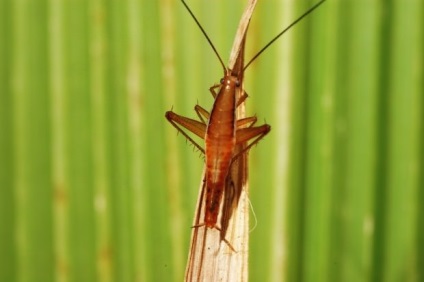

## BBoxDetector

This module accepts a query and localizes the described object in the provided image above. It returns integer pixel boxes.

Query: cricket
[166,0,326,244]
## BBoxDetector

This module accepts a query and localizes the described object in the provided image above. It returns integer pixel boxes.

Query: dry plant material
[165,0,267,281]
[165,0,326,280]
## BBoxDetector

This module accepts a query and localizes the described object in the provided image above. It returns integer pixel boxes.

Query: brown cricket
[165,1,270,235]
[166,0,325,240]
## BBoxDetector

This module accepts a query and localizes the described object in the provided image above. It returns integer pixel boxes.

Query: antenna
[243,0,326,71]
[181,0,227,72]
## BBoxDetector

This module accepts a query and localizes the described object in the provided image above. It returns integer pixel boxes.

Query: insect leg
[237,116,257,128]
[236,90,248,107]
[165,111,206,154]
[209,83,221,98]
[232,123,271,160]
[194,105,210,124]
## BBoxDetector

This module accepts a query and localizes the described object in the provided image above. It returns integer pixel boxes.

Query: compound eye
[235,80,241,87]
[220,78,224,84]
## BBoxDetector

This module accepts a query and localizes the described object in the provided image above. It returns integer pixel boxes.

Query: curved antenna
[243,0,326,71]
[181,0,227,72]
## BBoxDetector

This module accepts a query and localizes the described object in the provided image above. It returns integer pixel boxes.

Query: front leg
[209,83,221,99]
[236,90,248,107]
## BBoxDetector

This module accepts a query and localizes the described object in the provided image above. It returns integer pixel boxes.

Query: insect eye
[235,80,240,87]
[220,78,224,84]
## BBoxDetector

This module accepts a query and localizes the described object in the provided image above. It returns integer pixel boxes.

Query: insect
[165,0,270,237]
[166,0,327,258]
[167,0,326,280]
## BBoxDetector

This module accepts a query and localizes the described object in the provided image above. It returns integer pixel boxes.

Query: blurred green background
[0,0,423,281]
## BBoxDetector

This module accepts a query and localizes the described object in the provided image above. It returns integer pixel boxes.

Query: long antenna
[181,0,227,72]
[243,0,326,71]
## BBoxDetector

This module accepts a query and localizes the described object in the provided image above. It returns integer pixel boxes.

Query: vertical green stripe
[12,0,53,281]
[385,1,422,281]
[66,1,96,281]
[0,0,16,280]
[49,0,69,281]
